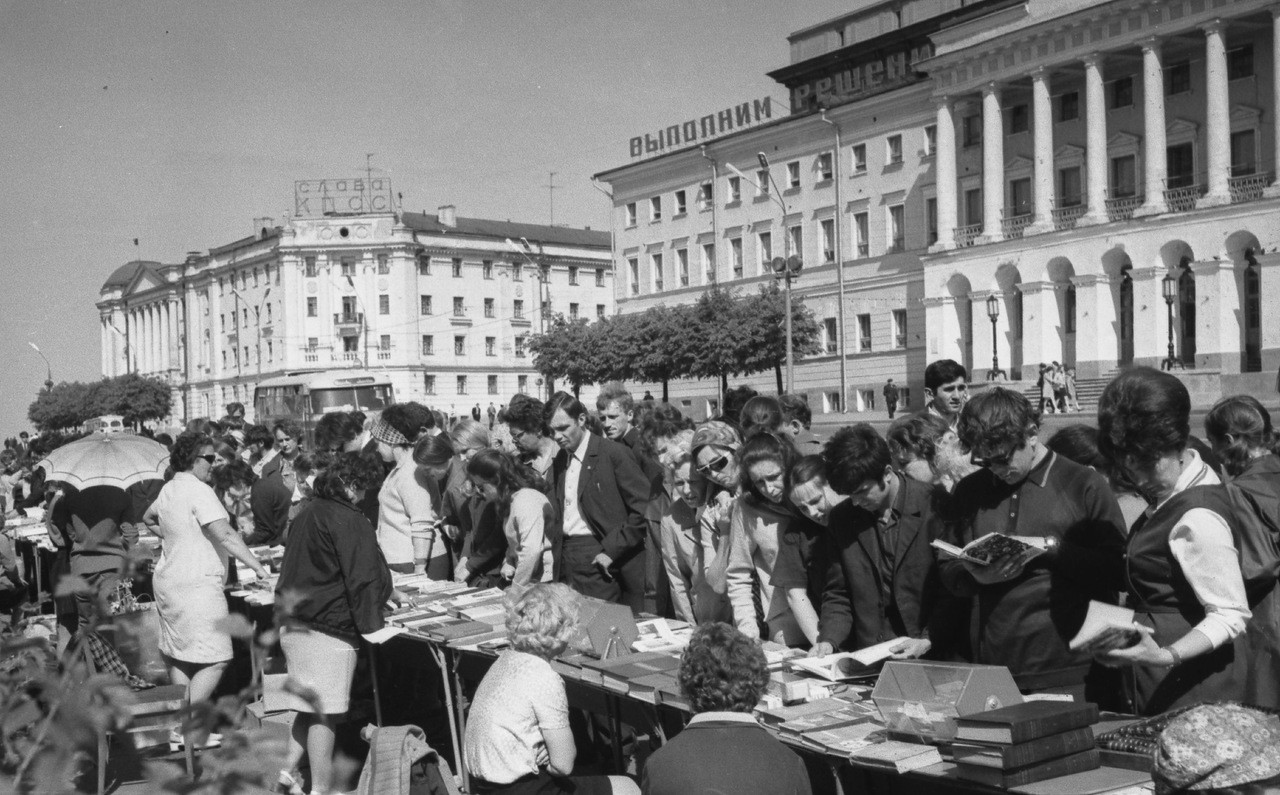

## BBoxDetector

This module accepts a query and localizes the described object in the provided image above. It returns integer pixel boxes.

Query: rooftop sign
[294,178,394,217]
[629,98,773,159]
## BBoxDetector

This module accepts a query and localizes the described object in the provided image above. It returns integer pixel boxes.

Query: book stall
[232,570,1161,795]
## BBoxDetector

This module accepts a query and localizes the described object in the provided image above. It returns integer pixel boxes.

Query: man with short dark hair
[546,392,650,610]
[778,393,823,453]
[923,359,969,430]
[940,387,1126,698]
[506,394,558,481]
[883,378,900,419]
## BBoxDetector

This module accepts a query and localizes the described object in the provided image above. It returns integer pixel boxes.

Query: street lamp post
[28,342,53,390]
[1161,272,1181,371]
[986,294,1002,381]
[232,288,272,382]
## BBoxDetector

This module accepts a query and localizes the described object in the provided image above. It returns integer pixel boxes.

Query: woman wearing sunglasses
[689,421,742,623]
[143,431,269,749]
[466,448,554,587]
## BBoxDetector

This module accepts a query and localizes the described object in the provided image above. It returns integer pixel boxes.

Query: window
[698,182,713,210]
[924,125,937,156]
[727,175,741,203]
[1010,177,1032,217]
[788,225,803,260]
[1009,104,1029,134]
[822,318,838,353]
[306,297,317,317]
[220,313,226,331]
[652,253,664,292]
[926,198,938,246]
[853,212,869,257]
[965,188,983,225]
[596,304,606,319]
[887,134,903,164]
[307,337,318,351]
[963,115,981,147]
[379,294,390,315]
[485,336,496,356]
[888,205,905,252]
[452,258,462,277]
[304,256,318,277]
[758,232,772,273]
[380,334,391,351]
[424,374,436,395]
[817,152,833,181]
[484,297,495,317]
[266,340,273,361]
[222,350,227,368]
[377,253,390,274]
[1058,167,1082,207]
[857,314,872,351]
[1166,143,1194,188]
[702,243,715,282]
[340,259,355,278]
[674,190,687,215]
[420,295,432,315]
[1111,155,1137,198]
[515,335,526,358]
[569,303,579,320]
[517,375,528,394]
[242,308,249,326]
[1228,45,1254,80]
[1167,61,1191,94]
[852,144,867,174]
[457,375,467,394]
[422,335,434,355]
[417,255,431,275]
[820,219,835,262]
[266,303,273,323]
[649,196,662,221]
[569,266,579,285]
[1231,129,1257,176]
[1110,76,1133,108]
[454,336,466,356]
[513,263,523,281]
[453,296,465,316]
[1065,285,1077,333]
[483,260,493,279]
[677,248,689,286]
[625,202,637,226]
[756,169,770,197]
[628,257,639,295]
[893,309,907,348]
[1059,91,1079,122]
[488,375,499,395]
[786,161,800,188]
[731,238,743,279]
[595,268,605,286]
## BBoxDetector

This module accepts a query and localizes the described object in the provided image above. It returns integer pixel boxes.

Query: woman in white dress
[143,432,268,743]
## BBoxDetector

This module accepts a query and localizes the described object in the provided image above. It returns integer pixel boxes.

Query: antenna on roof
[546,171,557,226]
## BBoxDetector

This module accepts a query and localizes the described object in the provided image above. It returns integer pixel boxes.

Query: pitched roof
[101,260,163,290]
[399,212,610,250]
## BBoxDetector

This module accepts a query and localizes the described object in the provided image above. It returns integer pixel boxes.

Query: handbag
[107,579,169,685]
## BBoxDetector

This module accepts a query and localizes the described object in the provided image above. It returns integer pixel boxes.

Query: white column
[1081,54,1110,226]
[1257,253,1280,372]
[977,83,1005,243]
[1192,260,1241,371]
[924,296,965,365]
[169,299,179,373]
[1269,10,1280,195]
[1027,68,1055,235]
[1069,274,1119,378]
[1130,267,1167,366]
[99,320,108,376]
[124,311,133,372]
[930,97,958,251]
[1201,20,1232,206]
[1135,38,1169,217]
[138,308,148,374]
[1017,281,1062,370]
[148,305,158,374]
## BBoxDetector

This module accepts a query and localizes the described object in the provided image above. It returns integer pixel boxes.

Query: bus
[252,370,395,447]
[85,415,127,434]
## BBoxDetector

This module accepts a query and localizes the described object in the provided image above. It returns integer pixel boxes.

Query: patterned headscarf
[369,417,410,447]
[1153,703,1280,793]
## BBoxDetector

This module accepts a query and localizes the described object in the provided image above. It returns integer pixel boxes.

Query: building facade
[596,0,1280,415]
[97,208,614,424]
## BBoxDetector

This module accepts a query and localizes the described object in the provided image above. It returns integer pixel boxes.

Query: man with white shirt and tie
[546,392,650,610]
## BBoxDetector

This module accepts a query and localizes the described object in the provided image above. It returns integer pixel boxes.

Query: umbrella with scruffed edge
[35,432,170,491]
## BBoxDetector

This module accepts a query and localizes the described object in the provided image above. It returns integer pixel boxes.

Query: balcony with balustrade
[954,223,982,248]
[1001,213,1034,240]
[1052,204,1086,231]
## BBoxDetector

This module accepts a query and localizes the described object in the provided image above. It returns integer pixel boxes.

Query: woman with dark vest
[1095,367,1251,714]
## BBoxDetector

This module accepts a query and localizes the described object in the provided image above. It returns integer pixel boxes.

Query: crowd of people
[6,360,1280,794]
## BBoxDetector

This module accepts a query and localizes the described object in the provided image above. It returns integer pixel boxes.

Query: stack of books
[952,700,1102,788]
[849,740,943,773]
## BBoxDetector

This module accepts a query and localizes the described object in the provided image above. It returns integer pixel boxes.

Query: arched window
[1244,251,1261,372]
[1119,266,1134,365]
[1178,261,1197,367]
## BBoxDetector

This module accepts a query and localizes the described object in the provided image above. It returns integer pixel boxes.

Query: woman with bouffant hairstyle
[464,584,637,795]
[642,623,811,795]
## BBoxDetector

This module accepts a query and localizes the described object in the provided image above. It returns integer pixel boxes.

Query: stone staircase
[1016,376,1112,414]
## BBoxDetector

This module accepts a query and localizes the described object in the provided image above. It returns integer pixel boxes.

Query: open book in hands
[1068,600,1154,651]
[931,532,1051,565]
[790,638,909,681]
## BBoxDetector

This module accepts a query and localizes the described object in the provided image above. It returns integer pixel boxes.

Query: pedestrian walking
[883,379,900,419]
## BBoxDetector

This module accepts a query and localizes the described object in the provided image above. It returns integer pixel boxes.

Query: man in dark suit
[546,392,650,611]
[807,424,946,659]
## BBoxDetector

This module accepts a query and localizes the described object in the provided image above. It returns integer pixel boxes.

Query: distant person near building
[883,379,900,418]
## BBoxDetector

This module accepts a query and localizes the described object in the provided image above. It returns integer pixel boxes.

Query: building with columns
[97,209,613,425]
[596,0,1280,414]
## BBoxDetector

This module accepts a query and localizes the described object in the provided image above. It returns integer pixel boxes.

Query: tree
[528,316,600,398]
[741,283,822,392]
[687,285,748,394]
[622,304,698,402]
[27,382,92,432]
[26,374,171,431]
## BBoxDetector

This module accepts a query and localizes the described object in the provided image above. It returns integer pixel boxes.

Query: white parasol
[35,432,170,491]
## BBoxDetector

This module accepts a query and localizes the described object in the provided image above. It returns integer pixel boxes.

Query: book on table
[799,721,885,755]
[756,697,859,726]
[931,533,1050,565]
[425,619,497,642]
[954,701,1100,745]
[789,637,909,681]
[849,740,943,773]
[952,726,1096,769]
[1068,600,1154,651]
[779,706,876,737]
[956,748,1102,787]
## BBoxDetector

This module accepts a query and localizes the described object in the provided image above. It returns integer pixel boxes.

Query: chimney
[437,205,456,227]
[254,217,274,238]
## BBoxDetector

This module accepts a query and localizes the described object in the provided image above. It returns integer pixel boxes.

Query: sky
[0,0,855,434]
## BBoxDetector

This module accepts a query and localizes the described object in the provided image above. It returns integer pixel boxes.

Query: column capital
[1081,51,1105,68]
[1070,273,1113,288]
[933,95,954,110]
[1137,35,1163,53]
[970,289,1001,301]
[981,80,1002,97]
[1128,266,1165,281]
[1028,65,1051,81]
[922,295,955,308]
[1200,17,1227,35]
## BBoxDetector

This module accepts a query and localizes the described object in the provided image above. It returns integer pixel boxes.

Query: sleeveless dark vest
[1125,484,1248,715]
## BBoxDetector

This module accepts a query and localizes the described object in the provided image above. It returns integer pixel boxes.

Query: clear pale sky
[0,0,853,434]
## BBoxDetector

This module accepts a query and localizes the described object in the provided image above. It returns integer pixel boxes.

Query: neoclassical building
[596,0,1280,414]
[97,208,613,424]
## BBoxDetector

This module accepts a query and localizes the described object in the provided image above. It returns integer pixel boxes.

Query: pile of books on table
[387,583,511,648]
[951,700,1102,787]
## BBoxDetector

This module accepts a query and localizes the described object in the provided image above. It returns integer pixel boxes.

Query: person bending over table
[463,583,638,795]
[641,622,811,795]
